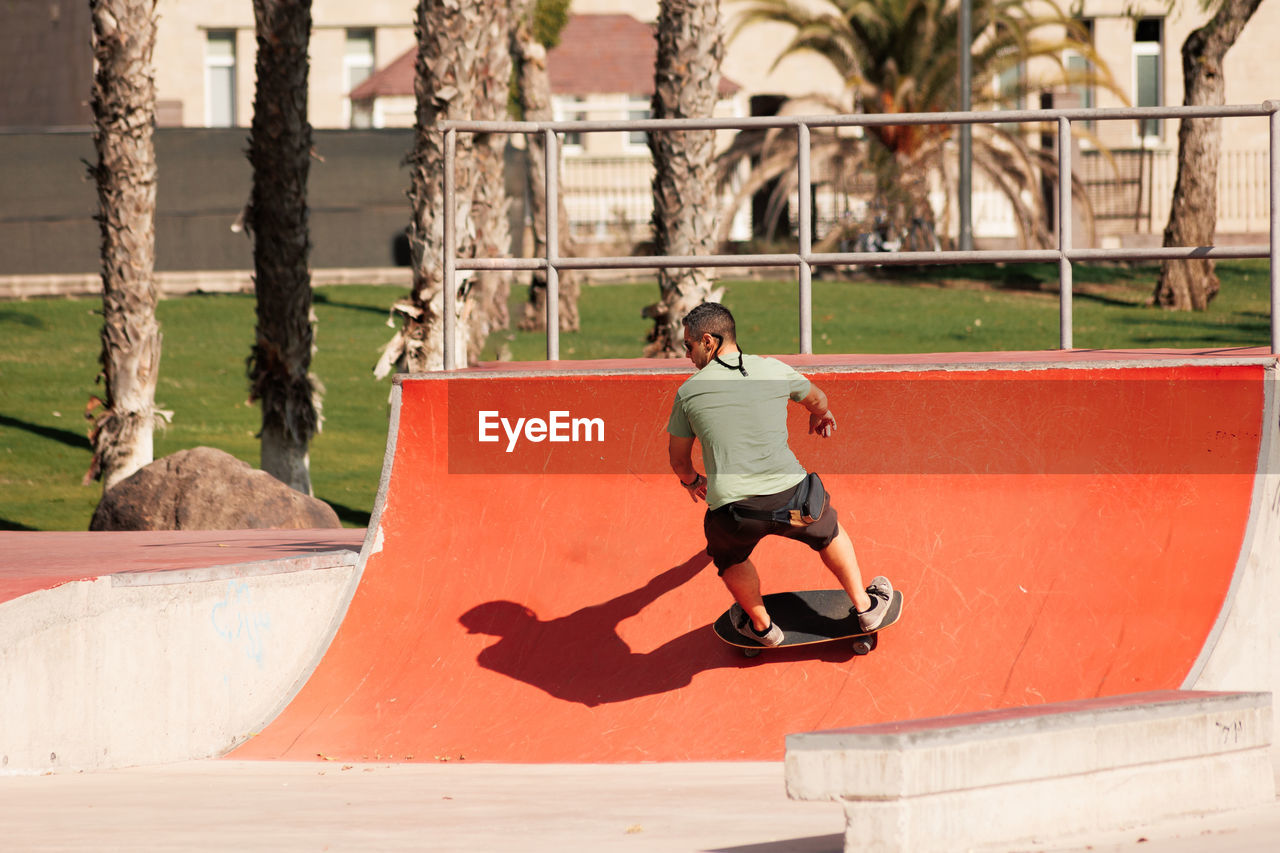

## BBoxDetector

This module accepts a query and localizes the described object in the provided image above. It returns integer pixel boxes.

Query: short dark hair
[682,302,736,342]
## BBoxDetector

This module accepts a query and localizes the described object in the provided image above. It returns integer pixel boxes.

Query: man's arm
[798,383,837,438]
[668,434,707,502]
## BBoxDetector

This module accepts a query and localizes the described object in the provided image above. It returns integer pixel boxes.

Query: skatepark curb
[0,548,357,773]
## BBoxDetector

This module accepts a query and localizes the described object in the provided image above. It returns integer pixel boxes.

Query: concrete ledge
[108,549,360,587]
[0,267,412,300]
[0,554,356,774]
[785,691,1275,852]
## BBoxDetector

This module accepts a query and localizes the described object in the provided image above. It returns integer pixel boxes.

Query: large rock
[90,447,341,531]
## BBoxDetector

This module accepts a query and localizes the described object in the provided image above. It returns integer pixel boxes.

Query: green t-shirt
[667,353,811,510]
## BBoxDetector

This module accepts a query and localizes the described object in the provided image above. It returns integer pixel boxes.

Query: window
[1064,19,1095,131]
[345,29,376,128]
[350,101,374,129]
[1134,17,1162,139]
[556,97,588,149]
[992,23,1026,130]
[205,31,236,127]
[995,63,1026,111]
[627,98,650,148]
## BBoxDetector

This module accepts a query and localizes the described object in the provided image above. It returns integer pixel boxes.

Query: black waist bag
[732,472,828,527]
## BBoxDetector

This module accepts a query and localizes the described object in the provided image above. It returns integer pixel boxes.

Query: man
[667,303,893,646]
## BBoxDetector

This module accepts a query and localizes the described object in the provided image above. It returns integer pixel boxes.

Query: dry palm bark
[87,0,165,492]
[512,7,580,333]
[378,0,511,375]
[247,0,322,494]
[1154,0,1264,311]
[645,0,726,358]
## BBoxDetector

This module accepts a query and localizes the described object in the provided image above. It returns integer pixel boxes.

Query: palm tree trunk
[1154,0,1263,311]
[247,0,320,494]
[377,0,511,375]
[512,13,580,333]
[466,94,513,363]
[645,0,725,358]
[88,0,162,493]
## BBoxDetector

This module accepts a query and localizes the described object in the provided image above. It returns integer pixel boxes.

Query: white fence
[554,145,1270,247]
[557,155,751,244]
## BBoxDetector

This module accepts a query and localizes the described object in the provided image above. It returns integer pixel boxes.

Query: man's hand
[799,384,837,438]
[669,434,705,501]
[809,409,836,438]
[680,473,707,502]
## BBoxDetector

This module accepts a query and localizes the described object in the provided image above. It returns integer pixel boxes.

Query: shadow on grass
[324,500,371,528]
[1111,311,1269,342]
[870,262,1156,290]
[711,835,842,853]
[0,414,91,450]
[1120,332,1269,347]
[1074,289,1148,309]
[312,292,395,317]
[0,518,39,531]
[0,309,45,329]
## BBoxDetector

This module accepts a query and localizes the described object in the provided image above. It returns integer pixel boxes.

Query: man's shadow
[460,551,734,706]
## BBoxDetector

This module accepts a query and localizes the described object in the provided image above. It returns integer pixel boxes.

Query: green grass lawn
[1,260,1270,531]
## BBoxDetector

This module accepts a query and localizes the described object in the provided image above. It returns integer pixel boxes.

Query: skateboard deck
[713,589,904,657]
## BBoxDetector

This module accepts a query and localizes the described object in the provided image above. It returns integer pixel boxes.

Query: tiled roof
[350,14,740,102]
[349,49,414,101]
[548,13,739,97]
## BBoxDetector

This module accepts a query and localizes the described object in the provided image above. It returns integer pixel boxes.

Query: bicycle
[850,214,940,253]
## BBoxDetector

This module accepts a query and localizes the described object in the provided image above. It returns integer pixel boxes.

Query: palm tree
[246,0,322,494]
[720,0,1119,250]
[512,0,581,334]
[1154,0,1264,311]
[87,0,165,493]
[376,0,512,375]
[645,0,727,358]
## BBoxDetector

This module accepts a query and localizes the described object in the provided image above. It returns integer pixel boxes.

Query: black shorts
[703,481,840,574]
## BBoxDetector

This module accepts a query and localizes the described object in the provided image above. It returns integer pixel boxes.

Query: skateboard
[713,589,904,658]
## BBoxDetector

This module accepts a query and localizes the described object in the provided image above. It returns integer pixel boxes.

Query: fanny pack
[731,472,828,527]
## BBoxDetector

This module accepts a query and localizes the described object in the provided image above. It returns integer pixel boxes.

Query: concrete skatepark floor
[1,762,1278,852]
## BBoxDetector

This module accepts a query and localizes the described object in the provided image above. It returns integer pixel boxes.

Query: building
[1070,1,1274,244]
[350,12,748,244]
[149,1,416,130]
[2,0,1275,269]
[0,0,94,129]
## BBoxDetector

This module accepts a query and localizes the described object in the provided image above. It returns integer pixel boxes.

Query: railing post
[1270,102,1279,354]
[545,128,560,360]
[797,123,813,354]
[958,0,973,251]
[1057,116,1073,350]
[443,127,458,370]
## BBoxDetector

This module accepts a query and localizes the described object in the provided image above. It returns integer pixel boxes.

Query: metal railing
[441,101,1280,367]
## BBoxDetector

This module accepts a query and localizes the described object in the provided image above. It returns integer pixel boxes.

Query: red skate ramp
[233,353,1273,763]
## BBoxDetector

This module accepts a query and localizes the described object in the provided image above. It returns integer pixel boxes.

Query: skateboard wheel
[743,647,762,658]
[852,635,877,655]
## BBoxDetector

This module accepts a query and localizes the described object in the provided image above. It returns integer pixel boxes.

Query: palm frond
[722,0,1119,247]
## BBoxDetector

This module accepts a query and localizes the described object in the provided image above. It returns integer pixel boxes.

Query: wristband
[680,473,703,488]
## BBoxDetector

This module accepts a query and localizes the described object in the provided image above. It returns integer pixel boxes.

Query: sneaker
[854,576,894,633]
[730,603,784,646]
